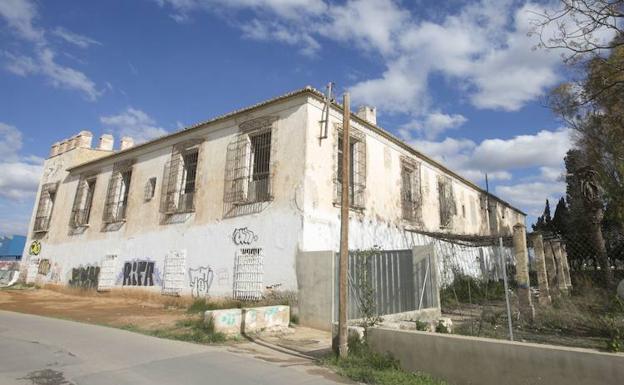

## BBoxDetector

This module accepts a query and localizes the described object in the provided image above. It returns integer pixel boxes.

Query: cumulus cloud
[100,108,169,144]
[401,112,467,140]
[0,0,100,100]
[0,122,43,202]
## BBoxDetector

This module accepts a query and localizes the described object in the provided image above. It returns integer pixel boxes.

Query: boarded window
[224,117,276,211]
[70,177,96,227]
[103,161,133,223]
[160,141,201,215]
[401,159,422,222]
[334,127,366,208]
[33,182,58,232]
[437,175,456,228]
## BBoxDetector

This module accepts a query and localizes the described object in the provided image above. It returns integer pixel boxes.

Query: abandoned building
[22,86,525,328]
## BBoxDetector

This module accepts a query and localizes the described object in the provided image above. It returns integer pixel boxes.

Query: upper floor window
[103,161,133,223]
[160,141,201,215]
[334,127,366,209]
[70,176,97,228]
[33,182,58,233]
[438,175,456,228]
[224,116,276,212]
[401,159,422,222]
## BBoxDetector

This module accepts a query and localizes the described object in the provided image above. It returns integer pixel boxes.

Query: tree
[552,197,570,235]
[532,199,554,232]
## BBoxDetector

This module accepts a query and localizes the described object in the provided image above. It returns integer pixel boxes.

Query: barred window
[438,175,456,228]
[224,117,276,212]
[70,176,96,227]
[334,128,366,209]
[33,182,58,233]
[160,141,201,215]
[103,162,133,223]
[401,159,422,222]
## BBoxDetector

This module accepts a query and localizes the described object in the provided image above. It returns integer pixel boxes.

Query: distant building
[0,235,26,260]
[22,87,525,300]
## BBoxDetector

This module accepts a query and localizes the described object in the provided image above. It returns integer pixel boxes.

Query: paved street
[0,310,348,385]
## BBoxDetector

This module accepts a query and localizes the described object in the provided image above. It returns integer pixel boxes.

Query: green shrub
[440,271,506,308]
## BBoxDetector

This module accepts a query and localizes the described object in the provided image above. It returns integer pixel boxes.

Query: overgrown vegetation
[353,247,384,329]
[323,336,448,385]
[440,270,506,308]
[186,291,296,314]
[121,315,228,344]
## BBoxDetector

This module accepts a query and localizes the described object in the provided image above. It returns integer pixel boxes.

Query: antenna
[319,82,333,141]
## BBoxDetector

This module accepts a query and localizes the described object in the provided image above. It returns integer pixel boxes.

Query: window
[334,127,366,208]
[438,175,456,228]
[401,159,422,222]
[160,141,201,215]
[144,177,157,201]
[70,176,97,227]
[103,162,133,223]
[33,182,58,232]
[224,116,276,212]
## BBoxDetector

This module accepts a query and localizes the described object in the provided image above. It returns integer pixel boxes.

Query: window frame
[70,175,97,228]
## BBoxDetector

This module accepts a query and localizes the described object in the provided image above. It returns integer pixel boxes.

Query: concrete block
[205,308,242,335]
[243,305,290,333]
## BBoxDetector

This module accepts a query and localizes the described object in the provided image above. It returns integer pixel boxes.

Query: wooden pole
[338,92,350,358]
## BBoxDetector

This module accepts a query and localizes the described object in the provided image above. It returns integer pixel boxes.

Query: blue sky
[0,0,581,235]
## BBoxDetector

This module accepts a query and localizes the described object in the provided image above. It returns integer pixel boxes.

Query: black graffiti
[232,227,258,245]
[69,266,100,289]
[122,261,155,286]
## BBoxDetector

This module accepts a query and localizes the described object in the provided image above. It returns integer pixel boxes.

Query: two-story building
[22,87,525,301]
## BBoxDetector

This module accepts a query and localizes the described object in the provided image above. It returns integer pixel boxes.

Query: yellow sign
[29,240,41,256]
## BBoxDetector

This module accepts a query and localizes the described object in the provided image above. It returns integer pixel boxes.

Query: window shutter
[70,179,87,227]
[353,136,366,208]
[225,133,251,204]
[160,148,183,213]
[103,171,121,223]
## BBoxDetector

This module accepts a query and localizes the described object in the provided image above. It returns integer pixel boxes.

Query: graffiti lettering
[188,266,214,298]
[122,261,155,286]
[69,266,100,289]
[232,227,258,246]
[38,259,50,275]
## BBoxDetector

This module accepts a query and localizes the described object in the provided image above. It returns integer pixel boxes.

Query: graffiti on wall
[188,266,214,298]
[38,259,50,275]
[216,268,229,286]
[232,227,258,246]
[29,240,41,256]
[69,265,100,289]
[121,260,158,286]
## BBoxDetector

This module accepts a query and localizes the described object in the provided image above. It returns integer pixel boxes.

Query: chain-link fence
[430,226,624,352]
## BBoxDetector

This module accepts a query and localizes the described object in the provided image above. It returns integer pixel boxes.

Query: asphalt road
[0,310,348,385]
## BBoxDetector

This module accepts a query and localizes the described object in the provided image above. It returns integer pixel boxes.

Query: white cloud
[0,0,100,100]
[100,108,169,144]
[495,181,566,216]
[401,112,467,140]
[0,0,42,42]
[240,19,320,56]
[52,27,101,48]
[0,122,43,202]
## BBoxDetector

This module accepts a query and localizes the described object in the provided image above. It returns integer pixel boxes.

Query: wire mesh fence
[430,226,624,352]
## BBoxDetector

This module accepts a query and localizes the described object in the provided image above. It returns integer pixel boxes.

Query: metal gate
[162,250,186,296]
[233,247,264,300]
[97,254,118,291]
[334,246,438,321]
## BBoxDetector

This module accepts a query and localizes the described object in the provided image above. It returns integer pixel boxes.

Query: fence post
[560,243,573,290]
[552,240,568,294]
[543,240,560,298]
[499,237,514,341]
[513,224,535,321]
[529,232,551,306]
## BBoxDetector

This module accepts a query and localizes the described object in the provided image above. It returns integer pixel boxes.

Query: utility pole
[338,92,350,358]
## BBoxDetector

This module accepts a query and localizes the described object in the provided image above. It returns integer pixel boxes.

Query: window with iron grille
[401,159,422,222]
[160,141,201,215]
[70,176,96,227]
[334,127,366,209]
[438,175,456,228]
[33,182,58,233]
[224,117,276,213]
[144,177,156,201]
[103,162,133,223]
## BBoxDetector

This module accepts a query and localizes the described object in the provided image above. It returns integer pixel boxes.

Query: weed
[440,270,506,309]
[120,316,227,344]
[323,338,448,385]
[435,321,450,334]
[414,320,430,331]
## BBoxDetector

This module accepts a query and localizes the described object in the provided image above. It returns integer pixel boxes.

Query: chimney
[76,131,93,148]
[356,105,377,126]
[98,134,114,151]
[120,137,134,151]
[49,142,60,157]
